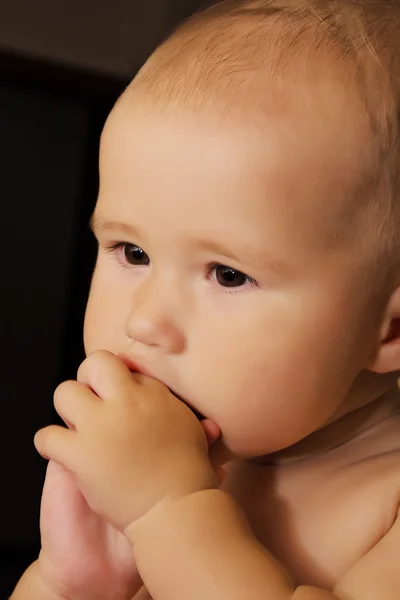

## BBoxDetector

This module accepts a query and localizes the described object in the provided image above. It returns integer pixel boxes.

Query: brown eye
[214,265,248,288]
[123,244,150,266]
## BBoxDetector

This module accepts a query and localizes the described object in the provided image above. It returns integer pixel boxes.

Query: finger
[209,439,232,465]
[77,350,135,400]
[54,380,98,430]
[216,465,228,486]
[40,460,83,524]
[201,419,221,447]
[40,460,91,547]
[201,421,228,486]
[34,425,76,467]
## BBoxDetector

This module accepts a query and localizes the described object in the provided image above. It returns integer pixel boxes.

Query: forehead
[99,92,367,253]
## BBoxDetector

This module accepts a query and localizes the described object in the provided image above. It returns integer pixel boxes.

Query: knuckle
[76,361,86,382]
[91,349,114,363]
[78,350,115,380]
[147,376,166,391]
[53,380,77,408]
[34,426,51,456]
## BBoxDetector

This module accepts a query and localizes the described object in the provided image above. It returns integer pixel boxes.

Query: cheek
[187,300,353,455]
[191,299,310,391]
[83,270,124,354]
[83,292,104,355]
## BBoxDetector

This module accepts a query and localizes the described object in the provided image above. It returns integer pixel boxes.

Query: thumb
[201,419,228,485]
[201,419,221,447]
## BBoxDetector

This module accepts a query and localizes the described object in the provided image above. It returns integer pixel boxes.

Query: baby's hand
[34,351,219,534]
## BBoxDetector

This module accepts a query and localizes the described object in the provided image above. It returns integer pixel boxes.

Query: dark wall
[0,61,122,596]
[1,82,88,545]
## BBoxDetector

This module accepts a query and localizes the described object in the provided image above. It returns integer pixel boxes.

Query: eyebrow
[198,240,287,275]
[90,212,288,275]
[89,213,140,238]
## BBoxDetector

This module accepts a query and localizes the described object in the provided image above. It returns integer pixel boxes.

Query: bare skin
[132,389,400,599]
[11,83,400,599]
[225,391,400,591]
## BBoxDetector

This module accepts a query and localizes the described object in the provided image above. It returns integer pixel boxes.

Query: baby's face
[84,98,377,458]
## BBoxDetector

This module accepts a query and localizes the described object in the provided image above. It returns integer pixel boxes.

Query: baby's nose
[125,276,186,353]
[126,310,185,353]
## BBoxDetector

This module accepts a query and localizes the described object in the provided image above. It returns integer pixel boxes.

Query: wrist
[127,489,294,600]
[125,488,230,550]
[125,465,218,545]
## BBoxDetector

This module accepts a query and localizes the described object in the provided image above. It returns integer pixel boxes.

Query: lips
[119,356,151,376]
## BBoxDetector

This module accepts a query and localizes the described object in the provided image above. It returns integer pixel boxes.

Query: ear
[369,285,400,374]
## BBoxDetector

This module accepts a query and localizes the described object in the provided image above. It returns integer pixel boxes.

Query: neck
[254,371,400,466]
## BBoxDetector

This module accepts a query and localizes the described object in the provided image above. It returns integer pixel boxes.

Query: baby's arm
[12,563,142,600]
[131,489,400,599]
[10,561,60,600]
[333,506,400,600]
[129,489,337,600]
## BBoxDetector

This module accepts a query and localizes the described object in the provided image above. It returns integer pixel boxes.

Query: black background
[0,1,209,595]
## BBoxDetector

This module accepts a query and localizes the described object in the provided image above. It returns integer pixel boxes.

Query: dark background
[0,1,209,595]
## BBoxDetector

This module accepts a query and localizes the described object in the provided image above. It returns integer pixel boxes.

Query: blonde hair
[130,0,400,292]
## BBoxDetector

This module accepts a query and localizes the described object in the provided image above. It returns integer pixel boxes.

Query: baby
[11,1,400,599]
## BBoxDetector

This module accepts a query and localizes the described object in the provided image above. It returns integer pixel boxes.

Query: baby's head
[84,0,400,459]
